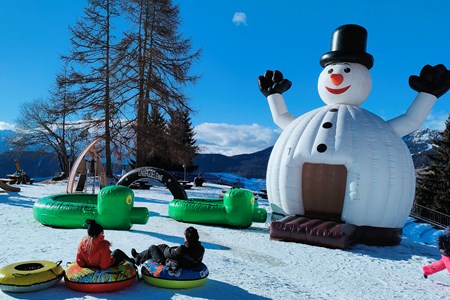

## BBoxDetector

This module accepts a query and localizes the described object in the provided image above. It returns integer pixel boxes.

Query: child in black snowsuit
[131,226,205,270]
[423,226,450,278]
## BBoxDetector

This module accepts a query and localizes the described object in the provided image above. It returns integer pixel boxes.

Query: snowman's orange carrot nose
[330,74,344,86]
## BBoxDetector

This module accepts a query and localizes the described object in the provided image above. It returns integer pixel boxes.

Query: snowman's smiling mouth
[326,85,350,94]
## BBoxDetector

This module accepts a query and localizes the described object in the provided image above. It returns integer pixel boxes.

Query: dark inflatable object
[194,176,204,187]
[320,24,374,69]
[270,216,402,249]
[270,216,358,249]
[409,64,450,98]
[117,167,188,200]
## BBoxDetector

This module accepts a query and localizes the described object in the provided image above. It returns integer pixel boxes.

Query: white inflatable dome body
[267,104,415,228]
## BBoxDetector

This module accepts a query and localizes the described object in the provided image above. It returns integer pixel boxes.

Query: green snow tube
[33,185,149,230]
[168,189,267,228]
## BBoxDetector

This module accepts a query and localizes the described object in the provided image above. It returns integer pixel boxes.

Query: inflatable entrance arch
[117,167,188,200]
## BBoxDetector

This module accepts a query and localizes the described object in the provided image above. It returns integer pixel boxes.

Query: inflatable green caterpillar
[168,189,267,228]
[33,185,149,230]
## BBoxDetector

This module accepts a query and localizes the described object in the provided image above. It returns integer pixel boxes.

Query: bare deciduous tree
[118,0,201,167]
[62,0,123,176]
[11,97,88,175]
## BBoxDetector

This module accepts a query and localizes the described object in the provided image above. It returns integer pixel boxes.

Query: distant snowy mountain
[0,130,14,153]
[402,128,441,169]
[0,151,59,179]
[193,147,272,179]
[0,130,60,178]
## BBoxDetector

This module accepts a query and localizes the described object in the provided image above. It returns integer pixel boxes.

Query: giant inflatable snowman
[259,24,450,248]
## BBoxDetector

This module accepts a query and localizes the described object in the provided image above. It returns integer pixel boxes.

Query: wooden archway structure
[66,139,107,193]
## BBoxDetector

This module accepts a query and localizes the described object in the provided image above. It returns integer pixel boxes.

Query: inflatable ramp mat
[270,216,402,249]
[269,216,358,249]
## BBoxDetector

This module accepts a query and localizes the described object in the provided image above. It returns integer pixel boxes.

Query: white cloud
[0,121,15,131]
[195,122,280,156]
[232,12,247,26]
[424,111,449,130]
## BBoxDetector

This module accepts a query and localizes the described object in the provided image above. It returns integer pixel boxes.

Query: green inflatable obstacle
[168,189,267,228]
[33,185,149,230]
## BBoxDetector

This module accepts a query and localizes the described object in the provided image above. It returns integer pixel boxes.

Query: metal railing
[410,203,450,229]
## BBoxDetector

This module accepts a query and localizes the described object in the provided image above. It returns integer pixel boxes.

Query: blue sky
[1,1,450,155]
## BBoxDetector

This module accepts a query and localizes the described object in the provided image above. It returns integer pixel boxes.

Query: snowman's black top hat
[320,24,374,69]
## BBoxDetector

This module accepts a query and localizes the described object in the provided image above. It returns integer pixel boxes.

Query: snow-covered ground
[0,179,449,300]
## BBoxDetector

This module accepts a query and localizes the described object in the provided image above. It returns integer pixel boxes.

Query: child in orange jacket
[76,219,133,269]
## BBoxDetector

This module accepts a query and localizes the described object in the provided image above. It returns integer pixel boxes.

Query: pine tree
[144,105,171,168]
[167,108,199,171]
[415,116,450,214]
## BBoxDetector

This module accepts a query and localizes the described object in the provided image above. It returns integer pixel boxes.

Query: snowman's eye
[328,68,333,74]
[344,68,351,73]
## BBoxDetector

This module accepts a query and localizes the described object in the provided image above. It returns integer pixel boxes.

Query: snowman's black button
[317,144,327,153]
[329,108,338,112]
[322,122,332,129]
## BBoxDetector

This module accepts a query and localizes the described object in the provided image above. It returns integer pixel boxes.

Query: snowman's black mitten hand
[409,64,450,98]
[258,70,292,97]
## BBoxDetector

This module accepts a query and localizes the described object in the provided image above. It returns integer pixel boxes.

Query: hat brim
[320,51,374,69]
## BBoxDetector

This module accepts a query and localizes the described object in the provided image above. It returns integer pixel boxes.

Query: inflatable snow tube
[0,260,64,293]
[141,260,208,289]
[168,189,267,228]
[33,185,149,230]
[64,261,136,293]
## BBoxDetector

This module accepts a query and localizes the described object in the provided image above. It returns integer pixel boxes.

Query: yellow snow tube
[0,260,64,293]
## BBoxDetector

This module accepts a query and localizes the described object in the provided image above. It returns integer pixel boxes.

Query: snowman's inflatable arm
[387,64,450,137]
[258,70,296,129]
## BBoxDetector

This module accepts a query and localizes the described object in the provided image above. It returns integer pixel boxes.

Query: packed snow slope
[0,180,449,300]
